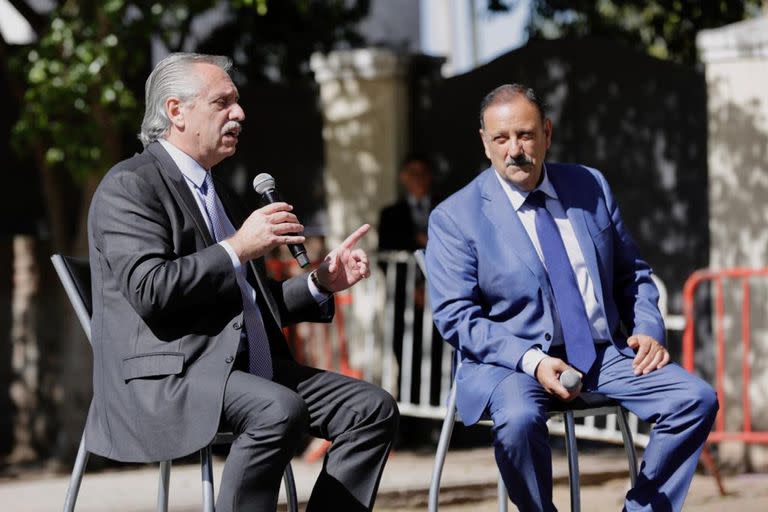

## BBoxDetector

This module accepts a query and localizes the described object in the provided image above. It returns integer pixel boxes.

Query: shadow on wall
[705,75,768,471]
[411,38,709,315]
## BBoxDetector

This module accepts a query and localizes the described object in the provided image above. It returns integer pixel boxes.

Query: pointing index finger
[340,224,370,249]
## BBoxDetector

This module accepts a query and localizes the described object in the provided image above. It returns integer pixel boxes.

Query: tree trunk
[7,235,39,464]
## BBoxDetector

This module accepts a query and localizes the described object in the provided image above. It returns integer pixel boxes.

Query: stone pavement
[0,445,766,511]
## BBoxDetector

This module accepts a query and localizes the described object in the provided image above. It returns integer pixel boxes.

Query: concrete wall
[311,49,410,369]
[698,15,768,471]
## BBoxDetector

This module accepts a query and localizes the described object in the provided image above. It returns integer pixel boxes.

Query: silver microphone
[559,369,582,391]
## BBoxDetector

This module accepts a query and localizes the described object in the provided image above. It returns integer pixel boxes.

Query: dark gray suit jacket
[85,142,332,462]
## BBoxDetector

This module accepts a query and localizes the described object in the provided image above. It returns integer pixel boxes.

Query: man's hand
[227,202,305,262]
[534,357,581,401]
[314,224,371,293]
[627,334,669,375]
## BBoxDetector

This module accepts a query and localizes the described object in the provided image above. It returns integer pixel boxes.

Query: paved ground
[378,472,768,511]
[1,445,766,511]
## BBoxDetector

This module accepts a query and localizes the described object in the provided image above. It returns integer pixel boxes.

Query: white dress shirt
[494,165,612,376]
[406,194,431,233]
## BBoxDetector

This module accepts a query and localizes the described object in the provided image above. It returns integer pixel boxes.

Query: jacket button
[232,321,242,330]
[225,356,234,364]
[545,333,552,341]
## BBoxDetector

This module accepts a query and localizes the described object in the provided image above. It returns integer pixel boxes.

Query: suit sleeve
[598,172,666,345]
[257,260,334,326]
[426,207,544,371]
[91,169,242,323]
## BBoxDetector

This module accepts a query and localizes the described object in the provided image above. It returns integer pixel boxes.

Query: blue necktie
[202,173,273,379]
[527,190,596,374]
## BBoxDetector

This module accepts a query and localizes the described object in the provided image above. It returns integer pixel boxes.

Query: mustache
[505,155,533,167]
[222,121,242,136]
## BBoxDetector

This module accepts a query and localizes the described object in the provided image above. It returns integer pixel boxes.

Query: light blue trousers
[488,343,718,512]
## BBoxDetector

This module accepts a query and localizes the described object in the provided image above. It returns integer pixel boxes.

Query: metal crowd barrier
[682,268,768,444]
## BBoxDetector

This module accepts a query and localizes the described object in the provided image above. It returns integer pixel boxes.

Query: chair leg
[428,382,459,512]
[200,445,215,512]
[616,407,639,487]
[157,460,171,512]
[700,444,727,496]
[283,463,299,512]
[497,472,508,512]
[63,433,90,512]
[563,411,580,512]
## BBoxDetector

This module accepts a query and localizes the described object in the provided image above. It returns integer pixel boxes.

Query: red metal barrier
[682,267,768,444]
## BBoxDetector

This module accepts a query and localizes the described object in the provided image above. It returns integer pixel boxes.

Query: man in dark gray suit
[86,53,399,512]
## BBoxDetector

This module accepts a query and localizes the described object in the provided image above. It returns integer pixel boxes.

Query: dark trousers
[216,355,399,511]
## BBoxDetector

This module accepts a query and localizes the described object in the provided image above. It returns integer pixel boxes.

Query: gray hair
[479,84,547,130]
[138,53,233,147]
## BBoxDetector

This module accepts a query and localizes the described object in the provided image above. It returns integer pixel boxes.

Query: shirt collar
[494,163,558,211]
[159,139,209,190]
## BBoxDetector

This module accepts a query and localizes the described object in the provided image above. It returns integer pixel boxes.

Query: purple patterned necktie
[202,172,273,379]
[527,190,597,374]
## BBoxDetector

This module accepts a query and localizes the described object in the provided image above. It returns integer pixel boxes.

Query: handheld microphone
[252,173,310,268]
[559,369,582,391]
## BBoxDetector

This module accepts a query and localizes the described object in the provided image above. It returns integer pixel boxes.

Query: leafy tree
[490,0,763,66]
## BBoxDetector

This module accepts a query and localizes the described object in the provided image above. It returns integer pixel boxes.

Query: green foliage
[200,0,370,83]
[12,1,204,179]
[528,0,763,66]
[12,0,369,180]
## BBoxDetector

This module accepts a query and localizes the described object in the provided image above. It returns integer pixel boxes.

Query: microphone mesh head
[253,173,275,194]
[560,369,582,391]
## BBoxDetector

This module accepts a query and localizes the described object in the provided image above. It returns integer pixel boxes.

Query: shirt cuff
[307,274,332,304]
[218,241,242,271]
[521,347,548,377]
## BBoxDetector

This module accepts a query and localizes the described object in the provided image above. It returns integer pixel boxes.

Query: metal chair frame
[52,254,298,512]
[413,250,639,512]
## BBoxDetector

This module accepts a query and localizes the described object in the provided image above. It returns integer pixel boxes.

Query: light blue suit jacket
[425,163,665,425]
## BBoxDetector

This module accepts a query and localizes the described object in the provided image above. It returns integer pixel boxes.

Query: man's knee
[272,391,310,439]
[368,386,400,434]
[689,381,719,421]
[492,406,547,450]
[379,389,400,434]
[664,377,719,426]
[241,388,309,444]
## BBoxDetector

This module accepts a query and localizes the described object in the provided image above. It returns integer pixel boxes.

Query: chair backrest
[51,254,93,343]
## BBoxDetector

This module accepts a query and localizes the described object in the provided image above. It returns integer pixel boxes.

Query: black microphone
[252,173,310,268]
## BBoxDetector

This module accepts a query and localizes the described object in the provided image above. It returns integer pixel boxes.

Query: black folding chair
[414,250,639,512]
[51,254,298,512]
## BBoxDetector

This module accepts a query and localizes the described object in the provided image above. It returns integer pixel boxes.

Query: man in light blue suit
[426,84,717,511]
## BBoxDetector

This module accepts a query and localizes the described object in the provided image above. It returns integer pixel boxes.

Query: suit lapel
[145,142,216,247]
[548,166,607,310]
[479,169,551,296]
